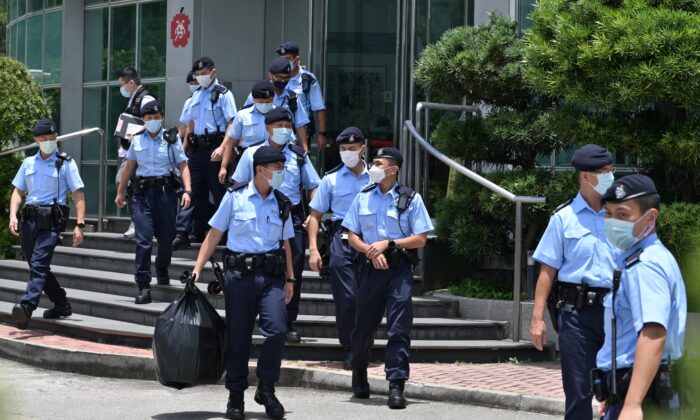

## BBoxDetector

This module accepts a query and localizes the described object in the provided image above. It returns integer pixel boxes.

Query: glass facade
[81,0,167,216]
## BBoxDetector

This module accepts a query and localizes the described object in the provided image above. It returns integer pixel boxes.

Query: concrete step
[0,260,455,318]
[0,301,552,364]
[0,278,503,341]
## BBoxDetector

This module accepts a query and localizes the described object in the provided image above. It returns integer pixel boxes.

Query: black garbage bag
[152,279,226,389]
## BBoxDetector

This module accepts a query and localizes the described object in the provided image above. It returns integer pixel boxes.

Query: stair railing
[0,128,107,232]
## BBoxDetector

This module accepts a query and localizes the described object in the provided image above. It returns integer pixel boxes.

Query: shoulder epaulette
[301,73,317,93]
[288,143,307,158]
[227,181,247,192]
[56,151,72,161]
[624,248,645,269]
[395,184,416,197]
[240,103,254,110]
[324,163,343,175]
[551,198,574,215]
[362,183,378,193]
[213,84,228,94]
[249,139,266,148]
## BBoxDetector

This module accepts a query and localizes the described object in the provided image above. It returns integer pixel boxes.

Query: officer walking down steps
[593,175,686,420]
[342,147,434,409]
[191,146,295,420]
[8,119,86,329]
[531,144,616,420]
[115,101,192,304]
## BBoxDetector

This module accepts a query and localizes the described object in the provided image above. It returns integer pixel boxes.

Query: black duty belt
[21,204,70,230]
[135,176,177,193]
[323,219,348,236]
[188,133,224,148]
[591,364,674,405]
[291,203,306,217]
[554,281,610,311]
[224,250,285,275]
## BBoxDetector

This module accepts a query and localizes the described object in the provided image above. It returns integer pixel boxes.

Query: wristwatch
[286,278,296,284]
[183,190,192,196]
[388,240,396,248]
[76,223,86,229]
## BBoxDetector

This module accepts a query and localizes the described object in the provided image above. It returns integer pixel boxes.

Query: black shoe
[135,287,152,304]
[156,269,170,286]
[352,368,370,399]
[388,380,407,409]
[43,301,72,319]
[172,233,190,250]
[285,323,301,343]
[254,382,285,419]
[342,350,352,371]
[226,390,245,420]
[12,302,33,330]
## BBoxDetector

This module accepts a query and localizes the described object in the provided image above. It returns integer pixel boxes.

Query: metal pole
[513,200,523,342]
[97,129,106,233]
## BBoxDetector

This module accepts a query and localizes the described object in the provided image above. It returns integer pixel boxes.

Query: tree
[525,0,700,201]
[0,56,52,257]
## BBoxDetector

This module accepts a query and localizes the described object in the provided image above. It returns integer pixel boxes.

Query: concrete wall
[164,0,195,129]
[59,0,85,163]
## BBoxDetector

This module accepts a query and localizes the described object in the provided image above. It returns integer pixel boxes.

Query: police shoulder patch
[324,163,343,176]
[213,84,229,94]
[624,247,645,269]
[288,143,307,158]
[551,198,574,215]
[227,181,247,192]
[395,184,416,197]
[362,183,378,193]
[56,151,72,161]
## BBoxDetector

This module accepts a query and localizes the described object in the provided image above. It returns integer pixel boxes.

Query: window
[109,5,137,78]
[518,0,537,32]
[44,88,61,131]
[139,1,167,78]
[28,0,44,12]
[26,15,43,82]
[16,19,26,63]
[44,11,62,84]
[84,8,109,82]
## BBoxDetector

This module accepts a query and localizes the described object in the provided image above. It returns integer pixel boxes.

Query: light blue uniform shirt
[232,141,321,205]
[179,97,193,125]
[243,90,310,129]
[596,233,687,370]
[188,80,237,135]
[309,163,370,221]
[229,105,269,147]
[342,182,434,244]
[287,69,326,113]
[12,151,84,206]
[533,193,615,288]
[126,129,187,177]
[209,182,294,253]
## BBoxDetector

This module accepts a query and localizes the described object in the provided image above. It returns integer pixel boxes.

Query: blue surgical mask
[604,211,652,250]
[188,84,199,94]
[271,127,293,145]
[145,119,162,133]
[268,169,285,188]
[255,102,274,114]
[592,171,614,195]
[39,140,58,155]
[120,86,131,98]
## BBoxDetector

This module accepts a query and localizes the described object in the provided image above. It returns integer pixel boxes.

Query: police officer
[178,70,199,139]
[243,58,310,151]
[530,144,617,420]
[191,146,295,420]
[8,119,86,329]
[593,175,686,419]
[115,101,192,304]
[217,80,276,184]
[307,127,370,369]
[116,67,156,239]
[342,147,433,409]
[172,57,237,250]
[276,42,328,154]
[232,107,321,343]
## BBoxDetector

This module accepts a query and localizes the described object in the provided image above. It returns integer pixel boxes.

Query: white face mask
[188,85,199,94]
[369,165,386,184]
[119,86,131,98]
[39,140,58,155]
[268,169,285,188]
[271,127,293,145]
[340,150,362,168]
[590,171,615,195]
[195,74,212,88]
[255,102,274,114]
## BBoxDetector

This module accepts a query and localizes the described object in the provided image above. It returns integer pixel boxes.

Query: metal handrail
[0,128,107,232]
[402,106,546,343]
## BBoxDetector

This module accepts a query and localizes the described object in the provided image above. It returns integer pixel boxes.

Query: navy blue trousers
[558,304,605,420]
[20,218,66,308]
[132,187,178,286]
[175,146,225,237]
[351,260,413,380]
[328,230,358,349]
[224,267,288,391]
[285,210,306,322]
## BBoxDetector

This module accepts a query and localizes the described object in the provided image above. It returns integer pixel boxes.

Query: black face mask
[273,80,288,92]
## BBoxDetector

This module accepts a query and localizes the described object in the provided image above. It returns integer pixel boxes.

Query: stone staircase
[0,232,553,363]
